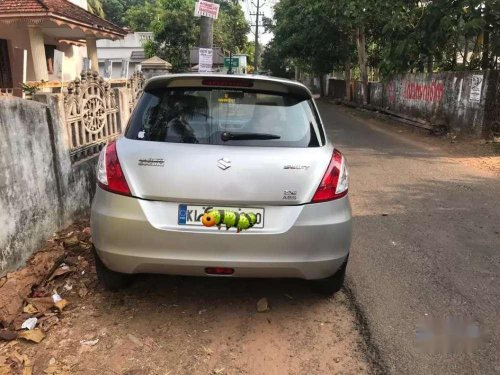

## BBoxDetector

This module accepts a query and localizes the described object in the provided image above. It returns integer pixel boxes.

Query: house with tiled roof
[0,0,127,95]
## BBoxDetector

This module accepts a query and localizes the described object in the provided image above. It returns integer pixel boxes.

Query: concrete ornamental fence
[329,70,500,138]
[0,71,144,275]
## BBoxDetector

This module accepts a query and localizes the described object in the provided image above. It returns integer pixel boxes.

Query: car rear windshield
[125,88,324,147]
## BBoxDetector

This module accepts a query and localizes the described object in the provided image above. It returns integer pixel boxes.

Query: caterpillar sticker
[201,207,257,233]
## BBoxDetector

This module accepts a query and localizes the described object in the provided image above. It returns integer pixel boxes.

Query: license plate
[178,204,264,229]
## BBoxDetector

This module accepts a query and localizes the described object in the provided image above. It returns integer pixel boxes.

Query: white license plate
[178,204,264,229]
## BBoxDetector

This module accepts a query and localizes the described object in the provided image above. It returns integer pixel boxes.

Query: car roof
[143,73,313,99]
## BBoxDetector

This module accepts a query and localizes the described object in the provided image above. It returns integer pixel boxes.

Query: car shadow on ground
[99,273,330,315]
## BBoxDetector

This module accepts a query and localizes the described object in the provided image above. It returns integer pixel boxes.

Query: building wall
[1,23,35,84]
[97,32,152,51]
[98,61,140,79]
[97,46,143,60]
[0,24,88,85]
[97,32,150,78]
[41,33,88,82]
[59,44,87,82]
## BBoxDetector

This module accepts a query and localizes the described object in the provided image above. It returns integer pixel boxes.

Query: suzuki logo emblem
[217,158,231,170]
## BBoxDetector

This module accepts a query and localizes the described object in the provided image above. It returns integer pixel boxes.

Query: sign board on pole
[194,0,220,19]
[469,74,483,102]
[198,48,213,72]
[224,57,239,68]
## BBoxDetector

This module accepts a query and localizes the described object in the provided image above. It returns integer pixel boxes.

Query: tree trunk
[481,29,490,70]
[417,57,425,72]
[319,74,325,97]
[427,55,433,73]
[470,33,481,68]
[463,34,469,68]
[481,3,491,70]
[452,38,457,70]
[355,27,368,105]
[344,55,351,101]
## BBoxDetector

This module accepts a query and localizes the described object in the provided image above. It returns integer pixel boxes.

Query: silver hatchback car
[91,74,351,294]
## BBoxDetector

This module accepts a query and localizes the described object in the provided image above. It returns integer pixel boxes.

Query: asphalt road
[317,101,500,375]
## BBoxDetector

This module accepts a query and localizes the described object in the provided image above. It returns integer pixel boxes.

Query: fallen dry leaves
[17,329,45,344]
[0,221,94,374]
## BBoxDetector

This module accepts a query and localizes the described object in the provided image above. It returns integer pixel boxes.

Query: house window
[44,44,56,74]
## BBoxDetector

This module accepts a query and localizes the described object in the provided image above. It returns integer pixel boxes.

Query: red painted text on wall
[403,81,444,102]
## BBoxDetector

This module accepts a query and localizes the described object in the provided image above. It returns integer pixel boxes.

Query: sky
[242,0,277,46]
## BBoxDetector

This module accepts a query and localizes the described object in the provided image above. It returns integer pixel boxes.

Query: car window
[126,88,323,147]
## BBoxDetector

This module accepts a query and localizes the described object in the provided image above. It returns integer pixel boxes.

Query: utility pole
[199,1,214,49]
[250,0,264,73]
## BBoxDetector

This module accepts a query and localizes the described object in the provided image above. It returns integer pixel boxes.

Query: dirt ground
[0,220,371,375]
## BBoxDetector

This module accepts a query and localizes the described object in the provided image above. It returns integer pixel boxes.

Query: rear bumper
[90,188,352,280]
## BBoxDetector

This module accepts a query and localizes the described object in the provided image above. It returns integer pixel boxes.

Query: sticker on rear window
[218,93,235,104]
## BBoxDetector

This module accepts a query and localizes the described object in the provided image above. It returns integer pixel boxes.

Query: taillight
[97,141,131,196]
[205,267,234,275]
[311,149,348,203]
[202,78,254,87]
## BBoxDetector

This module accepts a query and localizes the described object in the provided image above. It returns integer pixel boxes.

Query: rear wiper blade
[221,131,281,141]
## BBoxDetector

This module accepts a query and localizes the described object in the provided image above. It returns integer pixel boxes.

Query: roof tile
[0,0,126,36]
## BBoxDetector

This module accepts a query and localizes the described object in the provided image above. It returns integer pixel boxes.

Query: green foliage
[21,80,45,95]
[103,0,150,27]
[271,0,353,75]
[261,40,293,78]
[266,0,500,80]
[213,0,250,52]
[241,41,256,66]
[112,0,249,72]
[87,0,104,17]
[144,0,198,72]
[123,1,160,31]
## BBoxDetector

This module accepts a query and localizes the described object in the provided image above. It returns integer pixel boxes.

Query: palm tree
[87,0,105,17]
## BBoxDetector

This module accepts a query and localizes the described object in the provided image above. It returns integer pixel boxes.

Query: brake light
[202,78,253,87]
[97,141,131,196]
[311,149,348,202]
[205,267,234,275]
